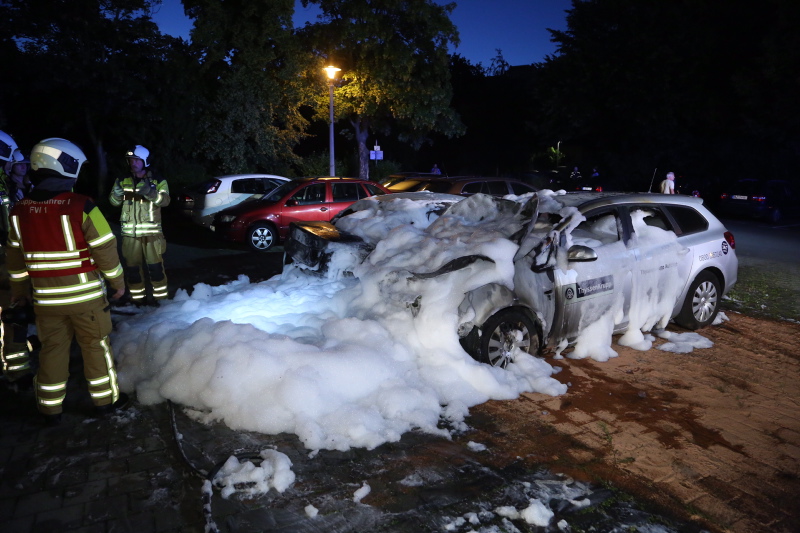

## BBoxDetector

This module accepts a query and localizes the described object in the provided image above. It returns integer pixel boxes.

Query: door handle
[320,207,329,212]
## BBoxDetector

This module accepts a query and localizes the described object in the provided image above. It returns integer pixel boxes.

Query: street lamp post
[323,65,341,176]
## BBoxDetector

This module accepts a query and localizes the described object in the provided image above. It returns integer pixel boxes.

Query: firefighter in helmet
[1,129,35,386]
[108,145,170,305]
[5,138,128,424]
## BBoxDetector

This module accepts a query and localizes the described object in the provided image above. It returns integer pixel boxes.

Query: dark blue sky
[152,0,571,67]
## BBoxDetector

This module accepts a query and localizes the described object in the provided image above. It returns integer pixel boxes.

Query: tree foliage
[0,0,187,197]
[183,0,310,176]
[534,0,800,183]
[299,0,464,179]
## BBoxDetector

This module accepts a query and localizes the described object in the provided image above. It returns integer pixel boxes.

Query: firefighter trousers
[34,307,119,415]
[0,251,32,380]
[121,235,168,302]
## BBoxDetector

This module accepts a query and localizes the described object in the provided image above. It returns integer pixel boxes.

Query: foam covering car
[285,191,738,368]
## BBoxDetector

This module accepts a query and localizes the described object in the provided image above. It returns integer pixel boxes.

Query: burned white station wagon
[285,191,738,368]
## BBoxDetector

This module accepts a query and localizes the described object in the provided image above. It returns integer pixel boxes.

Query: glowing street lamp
[323,65,341,176]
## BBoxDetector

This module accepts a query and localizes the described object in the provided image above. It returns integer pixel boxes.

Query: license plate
[581,186,592,191]
[731,195,748,200]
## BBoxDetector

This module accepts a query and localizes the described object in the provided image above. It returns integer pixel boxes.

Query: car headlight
[219,215,237,223]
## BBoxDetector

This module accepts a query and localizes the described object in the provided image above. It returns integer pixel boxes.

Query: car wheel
[478,308,539,368]
[675,271,721,330]
[247,223,277,251]
[769,208,782,225]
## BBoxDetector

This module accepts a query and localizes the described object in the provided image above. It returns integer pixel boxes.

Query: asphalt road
[719,216,800,265]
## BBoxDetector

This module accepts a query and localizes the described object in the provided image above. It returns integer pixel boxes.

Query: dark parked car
[717,179,797,224]
[386,176,538,197]
[212,177,390,251]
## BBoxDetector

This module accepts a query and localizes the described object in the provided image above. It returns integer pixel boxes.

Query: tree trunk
[352,117,370,180]
[85,112,108,200]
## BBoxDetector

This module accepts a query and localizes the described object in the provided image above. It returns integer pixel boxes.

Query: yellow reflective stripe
[121,222,161,228]
[88,375,110,386]
[9,271,29,280]
[34,280,102,294]
[153,287,168,297]
[102,338,119,403]
[61,215,76,251]
[11,214,20,237]
[87,232,115,247]
[91,390,113,398]
[34,290,105,306]
[8,363,30,371]
[6,351,29,359]
[25,250,83,259]
[38,381,68,391]
[130,288,146,295]
[39,396,66,406]
[27,260,85,270]
[102,264,123,278]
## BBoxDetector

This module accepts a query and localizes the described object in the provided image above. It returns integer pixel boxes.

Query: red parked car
[211,177,390,251]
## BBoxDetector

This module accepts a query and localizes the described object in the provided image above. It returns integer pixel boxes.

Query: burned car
[284,191,738,368]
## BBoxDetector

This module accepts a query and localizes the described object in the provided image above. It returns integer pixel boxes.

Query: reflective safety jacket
[109,170,170,237]
[0,169,11,239]
[6,191,125,315]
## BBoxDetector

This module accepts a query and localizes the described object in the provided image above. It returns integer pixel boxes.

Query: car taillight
[595,186,603,192]
[724,231,735,249]
[205,179,221,194]
[182,194,193,202]
[720,193,728,200]
[752,196,766,202]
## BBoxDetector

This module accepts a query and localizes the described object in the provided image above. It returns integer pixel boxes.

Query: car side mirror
[567,245,598,262]
[286,199,298,207]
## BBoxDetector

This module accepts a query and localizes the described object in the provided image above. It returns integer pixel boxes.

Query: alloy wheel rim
[487,322,531,368]
[251,228,273,249]
[692,280,718,322]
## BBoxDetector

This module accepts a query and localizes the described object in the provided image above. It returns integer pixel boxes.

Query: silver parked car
[285,191,738,367]
[175,174,290,228]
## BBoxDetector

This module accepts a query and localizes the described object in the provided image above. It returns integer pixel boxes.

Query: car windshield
[415,180,454,193]
[261,179,298,202]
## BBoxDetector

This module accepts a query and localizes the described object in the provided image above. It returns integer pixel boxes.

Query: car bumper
[285,221,371,273]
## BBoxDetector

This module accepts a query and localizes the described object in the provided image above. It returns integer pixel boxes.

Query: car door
[553,207,635,346]
[329,182,364,216]
[225,177,264,211]
[625,204,690,331]
[277,182,333,237]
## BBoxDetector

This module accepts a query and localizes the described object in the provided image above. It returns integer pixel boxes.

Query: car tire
[478,308,540,368]
[247,223,277,252]
[675,271,721,330]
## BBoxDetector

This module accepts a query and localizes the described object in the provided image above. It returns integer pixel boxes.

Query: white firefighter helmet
[10,149,30,164]
[0,129,19,162]
[30,138,88,179]
[126,144,150,167]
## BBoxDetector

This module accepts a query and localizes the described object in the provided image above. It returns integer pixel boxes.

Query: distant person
[431,163,441,175]
[6,138,127,424]
[659,172,676,194]
[6,149,33,206]
[109,145,170,306]
[591,167,600,179]
[570,166,582,180]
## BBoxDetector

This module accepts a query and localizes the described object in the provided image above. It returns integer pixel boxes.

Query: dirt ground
[466,312,800,533]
